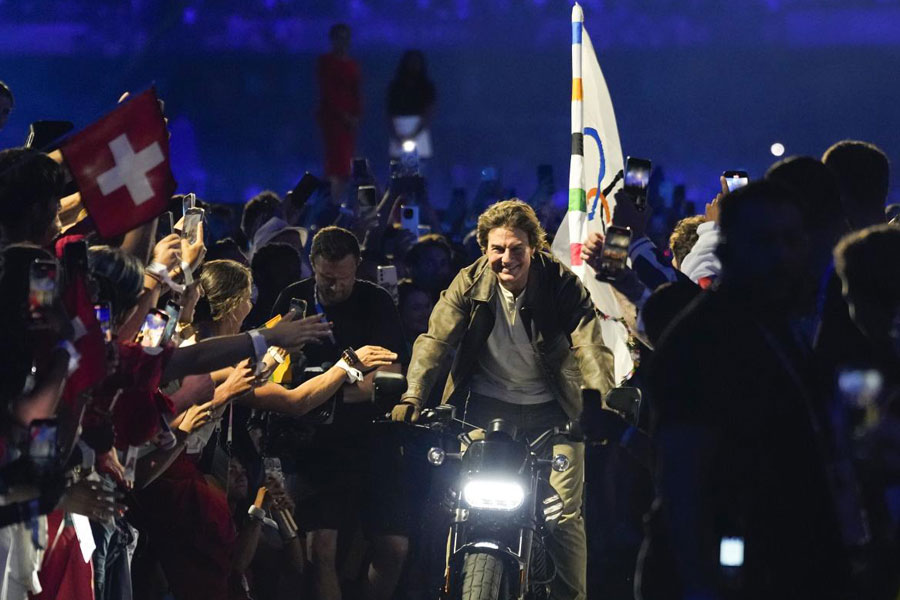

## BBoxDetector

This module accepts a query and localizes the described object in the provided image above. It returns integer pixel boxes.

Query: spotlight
[770,142,785,157]
[402,139,417,153]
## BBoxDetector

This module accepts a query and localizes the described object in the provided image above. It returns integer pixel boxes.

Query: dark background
[2,0,899,212]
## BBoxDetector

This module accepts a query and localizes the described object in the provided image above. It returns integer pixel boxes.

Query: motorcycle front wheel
[460,552,506,600]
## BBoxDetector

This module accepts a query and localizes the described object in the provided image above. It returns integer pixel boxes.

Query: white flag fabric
[551,2,633,383]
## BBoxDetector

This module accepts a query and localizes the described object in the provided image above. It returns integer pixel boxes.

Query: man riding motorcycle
[391,199,615,600]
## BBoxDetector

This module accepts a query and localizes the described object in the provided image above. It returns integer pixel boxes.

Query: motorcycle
[425,415,577,600]
[372,373,642,600]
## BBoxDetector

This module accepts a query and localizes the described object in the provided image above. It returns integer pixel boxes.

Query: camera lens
[403,208,414,219]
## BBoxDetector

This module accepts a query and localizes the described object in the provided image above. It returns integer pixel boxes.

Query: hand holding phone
[400,205,420,239]
[596,226,632,282]
[289,298,308,317]
[156,211,174,241]
[624,157,652,210]
[722,170,749,193]
[182,207,205,246]
[29,259,58,325]
[136,309,170,347]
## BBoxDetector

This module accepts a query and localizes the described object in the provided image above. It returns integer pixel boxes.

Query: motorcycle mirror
[372,372,408,413]
[551,454,570,472]
[427,447,446,466]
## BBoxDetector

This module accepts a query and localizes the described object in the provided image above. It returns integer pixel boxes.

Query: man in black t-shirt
[271,226,406,600]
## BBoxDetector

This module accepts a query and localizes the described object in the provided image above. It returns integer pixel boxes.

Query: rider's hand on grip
[391,400,421,423]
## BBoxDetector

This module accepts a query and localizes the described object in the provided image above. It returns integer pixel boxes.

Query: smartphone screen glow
[719,537,744,567]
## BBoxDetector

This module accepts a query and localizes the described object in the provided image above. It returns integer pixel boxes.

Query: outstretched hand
[354,346,398,370]
[267,313,333,351]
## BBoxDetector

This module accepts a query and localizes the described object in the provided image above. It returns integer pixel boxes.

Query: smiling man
[392,199,615,600]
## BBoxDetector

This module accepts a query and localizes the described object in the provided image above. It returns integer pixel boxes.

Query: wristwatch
[341,347,360,368]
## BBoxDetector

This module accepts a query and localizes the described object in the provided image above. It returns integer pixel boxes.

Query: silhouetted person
[387,50,436,166]
[823,140,890,231]
[640,181,852,600]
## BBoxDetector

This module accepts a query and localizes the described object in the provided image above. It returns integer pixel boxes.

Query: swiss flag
[61,89,176,238]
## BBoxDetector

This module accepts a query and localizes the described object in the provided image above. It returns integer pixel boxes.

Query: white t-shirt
[469,284,555,405]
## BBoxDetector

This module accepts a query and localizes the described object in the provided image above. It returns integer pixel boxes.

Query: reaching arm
[245,346,397,416]
[246,370,345,416]
[161,315,332,384]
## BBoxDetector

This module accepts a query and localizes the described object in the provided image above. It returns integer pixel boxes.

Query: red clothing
[32,511,94,600]
[317,53,362,178]
[132,453,245,600]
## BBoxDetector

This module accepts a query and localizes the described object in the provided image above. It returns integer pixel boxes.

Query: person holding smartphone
[270,226,407,600]
[391,199,615,600]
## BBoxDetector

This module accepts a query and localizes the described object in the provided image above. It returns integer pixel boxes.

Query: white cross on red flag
[61,89,176,238]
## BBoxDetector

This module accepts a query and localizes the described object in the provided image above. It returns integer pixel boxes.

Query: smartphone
[400,143,419,176]
[182,192,196,218]
[62,239,88,287]
[29,259,58,315]
[722,170,749,193]
[136,308,170,348]
[624,157,652,196]
[400,205,420,238]
[351,158,369,183]
[182,207,205,245]
[157,211,174,240]
[25,120,74,151]
[377,265,399,304]
[28,419,58,466]
[290,297,308,317]
[597,225,632,281]
[161,300,181,345]
[357,185,377,209]
[289,172,320,212]
[94,302,113,343]
[719,537,744,567]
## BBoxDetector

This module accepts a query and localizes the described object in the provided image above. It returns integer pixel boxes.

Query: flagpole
[568,3,587,277]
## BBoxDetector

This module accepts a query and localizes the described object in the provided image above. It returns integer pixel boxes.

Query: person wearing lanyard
[270,226,407,600]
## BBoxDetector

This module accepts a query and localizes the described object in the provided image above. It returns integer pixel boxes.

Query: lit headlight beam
[462,479,526,511]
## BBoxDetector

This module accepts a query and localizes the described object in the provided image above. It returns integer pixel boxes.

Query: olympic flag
[551,2,633,382]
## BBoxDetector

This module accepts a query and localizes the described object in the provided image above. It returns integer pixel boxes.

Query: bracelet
[145,262,168,282]
[335,359,363,384]
[247,505,266,523]
[341,347,360,368]
[180,261,193,285]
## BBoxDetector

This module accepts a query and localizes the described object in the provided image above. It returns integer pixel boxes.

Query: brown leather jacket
[403,251,615,419]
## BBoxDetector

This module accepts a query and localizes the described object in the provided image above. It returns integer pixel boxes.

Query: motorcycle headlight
[462,479,525,511]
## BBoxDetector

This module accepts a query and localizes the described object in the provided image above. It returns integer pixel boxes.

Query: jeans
[461,393,587,600]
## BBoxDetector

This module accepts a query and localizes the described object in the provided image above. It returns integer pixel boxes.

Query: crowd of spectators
[1,38,899,600]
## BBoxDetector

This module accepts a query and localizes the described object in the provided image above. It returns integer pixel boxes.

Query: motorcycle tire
[461,552,505,600]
